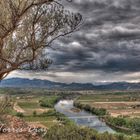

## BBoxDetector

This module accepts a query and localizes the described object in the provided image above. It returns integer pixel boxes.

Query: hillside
[1,78,140,90]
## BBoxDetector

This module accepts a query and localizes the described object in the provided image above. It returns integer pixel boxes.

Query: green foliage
[106,117,140,133]
[74,101,107,116]
[33,110,37,117]
[93,108,107,116]
[45,124,140,140]
[39,110,62,117]
[18,102,38,109]
[107,117,127,127]
[128,118,140,133]
[39,96,60,108]
[45,124,98,140]
[16,112,24,118]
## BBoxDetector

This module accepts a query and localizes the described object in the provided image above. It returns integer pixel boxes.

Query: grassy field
[3,94,62,129]
[0,88,81,130]
[1,88,140,135]
[77,92,140,117]
[15,96,59,115]
[74,92,140,134]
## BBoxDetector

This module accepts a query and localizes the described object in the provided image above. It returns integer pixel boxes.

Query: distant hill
[1,78,140,90]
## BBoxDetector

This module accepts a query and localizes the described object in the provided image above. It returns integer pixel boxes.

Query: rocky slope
[0,115,43,140]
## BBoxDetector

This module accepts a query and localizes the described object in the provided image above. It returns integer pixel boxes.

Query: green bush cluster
[37,109,74,125]
[74,101,107,116]
[16,112,24,117]
[39,96,60,108]
[107,117,140,133]
[39,110,63,117]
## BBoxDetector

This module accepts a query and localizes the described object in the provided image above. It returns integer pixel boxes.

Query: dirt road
[13,102,25,113]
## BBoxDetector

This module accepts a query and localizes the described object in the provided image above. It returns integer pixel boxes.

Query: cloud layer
[8,0,140,83]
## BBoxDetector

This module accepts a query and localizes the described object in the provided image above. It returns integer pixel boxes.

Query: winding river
[55,100,115,133]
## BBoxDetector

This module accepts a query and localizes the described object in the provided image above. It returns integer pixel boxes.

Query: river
[55,100,115,133]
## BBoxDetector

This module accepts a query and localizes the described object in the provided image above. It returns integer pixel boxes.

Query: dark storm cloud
[47,0,140,74]
[8,0,140,83]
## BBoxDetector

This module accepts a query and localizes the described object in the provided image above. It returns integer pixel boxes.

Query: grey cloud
[45,0,140,75]
[8,0,140,83]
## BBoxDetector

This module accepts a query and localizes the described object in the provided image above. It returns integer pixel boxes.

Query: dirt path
[13,102,25,113]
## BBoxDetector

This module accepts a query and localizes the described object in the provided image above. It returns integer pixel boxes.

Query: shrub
[16,112,24,117]
[33,111,37,117]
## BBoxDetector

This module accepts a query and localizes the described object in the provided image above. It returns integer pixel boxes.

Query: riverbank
[105,120,133,134]
[55,100,114,133]
[53,100,140,140]
[105,116,140,135]
[73,100,140,135]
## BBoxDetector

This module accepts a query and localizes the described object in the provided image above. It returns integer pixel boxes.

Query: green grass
[23,116,56,122]
[41,121,58,128]
[39,96,60,108]
[14,96,62,128]
[18,101,39,109]
[17,96,59,109]
[78,93,140,102]
[23,116,58,128]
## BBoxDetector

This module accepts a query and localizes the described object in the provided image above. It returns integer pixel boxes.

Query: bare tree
[0,0,82,80]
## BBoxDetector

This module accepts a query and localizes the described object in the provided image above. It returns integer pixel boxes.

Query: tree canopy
[0,0,82,80]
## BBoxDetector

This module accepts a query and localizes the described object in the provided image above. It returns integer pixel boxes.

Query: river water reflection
[55,100,115,133]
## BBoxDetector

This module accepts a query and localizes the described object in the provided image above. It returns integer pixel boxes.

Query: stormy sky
[8,0,140,83]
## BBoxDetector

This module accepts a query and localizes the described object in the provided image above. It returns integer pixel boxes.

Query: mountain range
[0,78,140,90]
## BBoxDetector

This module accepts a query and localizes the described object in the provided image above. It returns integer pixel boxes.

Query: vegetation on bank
[106,117,140,133]
[74,101,108,116]
[45,124,140,140]
[74,94,140,134]
[74,100,140,134]
[39,96,61,108]
[13,94,75,128]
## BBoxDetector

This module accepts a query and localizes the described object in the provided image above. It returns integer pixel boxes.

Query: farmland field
[77,92,140,117]
[0,88,140,138]
[0,88,79,129]
[13,96,61,128]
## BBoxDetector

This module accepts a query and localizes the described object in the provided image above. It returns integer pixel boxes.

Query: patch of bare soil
[13,102,25,113]
[0,115,43,140]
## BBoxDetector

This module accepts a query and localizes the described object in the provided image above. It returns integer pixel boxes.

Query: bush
[74,101,107,116]
[33,111,37,117]
[16,112,24,117]
[130,118,140,133]
[39,96,60,108]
